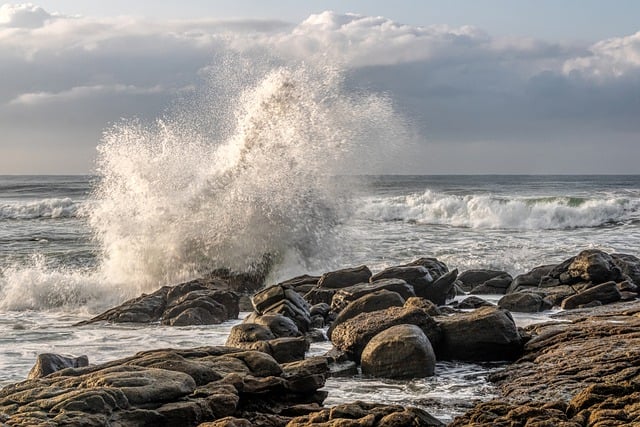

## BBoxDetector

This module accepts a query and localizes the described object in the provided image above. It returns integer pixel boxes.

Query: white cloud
[563,31,640,79]
[0,3,55,28]
[0,5,638,173]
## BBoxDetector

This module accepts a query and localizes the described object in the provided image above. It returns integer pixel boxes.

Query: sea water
[2,61,640,422]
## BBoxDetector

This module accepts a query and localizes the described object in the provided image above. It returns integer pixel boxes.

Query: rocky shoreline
[1,249,639,426]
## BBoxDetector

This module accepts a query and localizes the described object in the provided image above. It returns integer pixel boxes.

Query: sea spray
[89,60,405,296]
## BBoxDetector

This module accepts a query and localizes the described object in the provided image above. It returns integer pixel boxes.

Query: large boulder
[328,289,405,339]
[506,265,555,293]
[457,269,511,293]
[28,353,89,379]
[330,306,441,363]
[437,306,523,361]
[330,279,415,313]
[245,313,300,338]
[560,281,622,309]
[361,324,436,379]
[498,292,552,313]
[611,253,640,285]
[317,265,372,289]
[370,265,433,290]
[469,272,513,295]
[567,249,624,284]
[252,284,311,332]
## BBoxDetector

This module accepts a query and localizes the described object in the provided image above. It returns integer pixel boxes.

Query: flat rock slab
[451,300,640,426]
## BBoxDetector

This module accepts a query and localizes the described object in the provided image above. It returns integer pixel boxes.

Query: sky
[1,1,639,174]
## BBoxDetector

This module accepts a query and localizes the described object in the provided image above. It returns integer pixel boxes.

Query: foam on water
[0,198,80,219]
[357,189,640,230]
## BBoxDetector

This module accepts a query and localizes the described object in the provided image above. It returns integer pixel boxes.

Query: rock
[317,265,372,289]
[611,253,640,284]
[453,301,640,426]
[303,288,336,305]
[252,284,312,332]
[437,306,523,361]
[560,281,622,309]
[331,306,441,363]
[457,269,510,293]
[268,337,309,363]
[498,292,552,313]
[370,265,433,290]
[406,257,449,280]
[469,272,512,295]
[507,265,555,293]
[330,279,415,313]
[76,278,239,326]
[361,325,436,379]
[309,303,330,318]
[567,249,624,284]
[1,346,332,426]
[328,289,405,339]
[421,269,458,304]
[227,323,275,346]
[287,402,444,426]
[28,353,89,379]
[403,297,442,316]
[454,296,495,309]
[249,313,300,338]
[279,274,321,288]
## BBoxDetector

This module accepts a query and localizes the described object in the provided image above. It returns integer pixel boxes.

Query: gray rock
[498,292,552,313]
[28,353,89,379]
[370,265,433,289]
[611,253,640,285]
[458,269,511,293]
[560,281,622,309]
[250,313,300,338]
[317,265,372,289]
[469,273,513,295]
[361,324,436,379]
[437,306,523,361]
[507,265,555,293]
[226,323,275,347]
[455,296,495,309]
[330,278,415,313]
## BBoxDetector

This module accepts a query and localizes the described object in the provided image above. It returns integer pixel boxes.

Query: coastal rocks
[327,289,405,339]
[454,295,495,310]
[287,402,445,427]
[226,324,308,363]
[317,265,372,289]
[330,305,441,363]
[0,347,332,427]
[457,269,511,293]
[437,306,523,361]
[77,278,239,326]
[498,292,552,313]
[28,353,89,379]
[507,265,555,293]
[560,281,621,309]
[361,324,436,379]
[330,279,415,313]
[252,284,311,332]
[452,300,640,426]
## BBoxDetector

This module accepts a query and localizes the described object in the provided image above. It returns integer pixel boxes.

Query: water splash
[88,60,404,295]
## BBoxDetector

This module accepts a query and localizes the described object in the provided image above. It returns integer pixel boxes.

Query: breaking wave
[358,190,640,230]
[0,198,80,219]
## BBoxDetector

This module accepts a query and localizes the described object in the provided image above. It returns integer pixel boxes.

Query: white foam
[0,198,80,219]
[357,190,638,230]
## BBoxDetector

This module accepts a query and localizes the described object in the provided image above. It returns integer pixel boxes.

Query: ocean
[1,173,639,421]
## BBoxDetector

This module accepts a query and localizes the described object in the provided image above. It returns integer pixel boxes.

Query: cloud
[0,3,56,28]
[0,5,639,173]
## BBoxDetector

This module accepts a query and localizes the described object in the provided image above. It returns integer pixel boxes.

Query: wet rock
[567,249,624,284]
[421,269,458,305]
[331,306,441,363]
[76,278,239,326]
[370,265,433,290]
[361,324,436,379]
[454,296,495,310]
[28,353,89,379]
[611,253,640,284]
[309,303,330,318]
[469,272,512,295]
[437,306,523,361]
[317,265,372,289]
[327,289,405,339]
[406,257,450,280]
[227,323,276,346]
[252,284,311,332]
[457,269,510,293]
[560,281,622,309]
[507,264,555,293]
[330,278,415,313]
[498,292,552,313]
[303,288,336,306]
[279,274,321,289]
[287,401,444,426]
[249,313,300,338]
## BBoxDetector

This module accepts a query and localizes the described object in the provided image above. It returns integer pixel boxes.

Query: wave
[357,190,639,230]
[0,198,81,220]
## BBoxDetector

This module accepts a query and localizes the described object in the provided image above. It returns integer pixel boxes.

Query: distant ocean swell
[0,198,81,219]
[357,190,640,230]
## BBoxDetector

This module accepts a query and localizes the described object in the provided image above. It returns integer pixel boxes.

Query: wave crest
[358,190,639,230]
[0,198,79,219]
